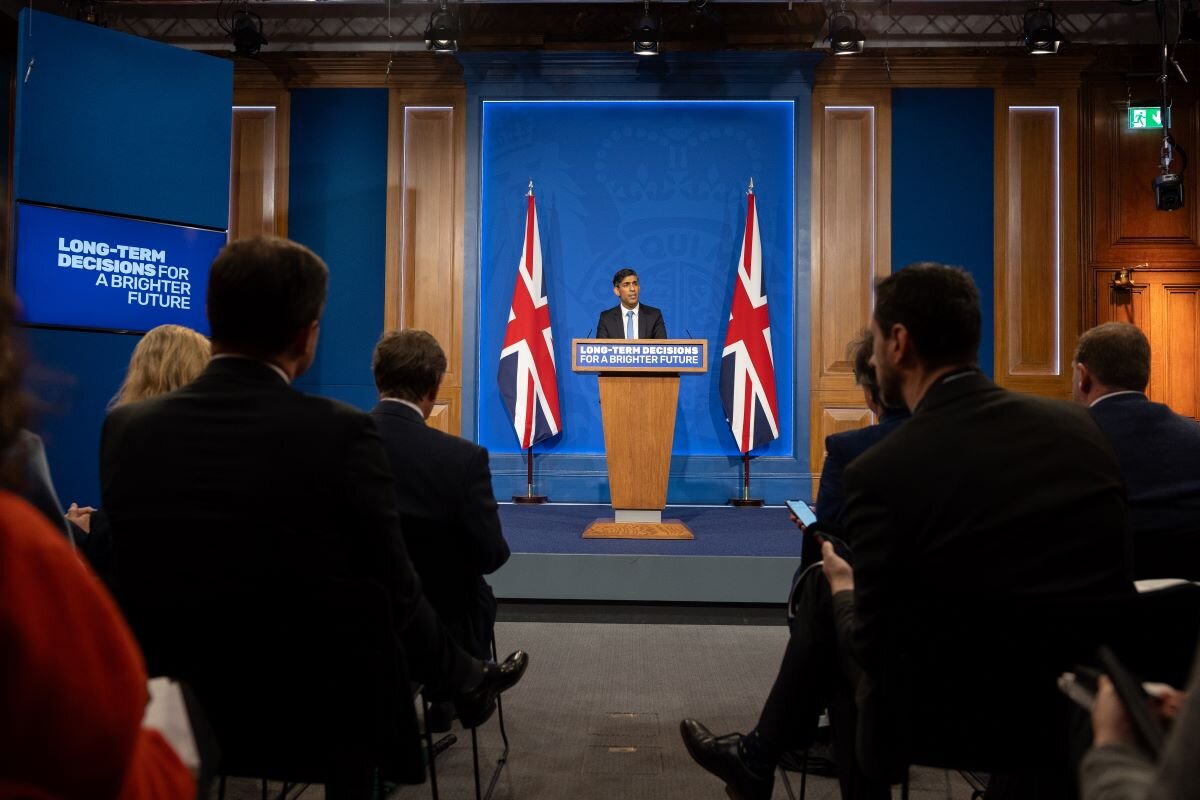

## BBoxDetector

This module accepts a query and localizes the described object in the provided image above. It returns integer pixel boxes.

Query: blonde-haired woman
[68,325,210,575]
[112,324,211,408]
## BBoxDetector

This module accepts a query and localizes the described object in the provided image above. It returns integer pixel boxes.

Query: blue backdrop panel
[14,10,232,230]
[289,89,389,411]
[892,88,995,377]
[14,11,233,506]
[478,100,795,458]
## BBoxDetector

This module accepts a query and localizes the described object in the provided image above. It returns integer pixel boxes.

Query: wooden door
[1095,268,1200,419]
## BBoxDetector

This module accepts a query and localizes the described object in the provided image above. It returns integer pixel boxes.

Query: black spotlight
[633,0,660,56]
[231,9,267,56]
[1153,172,1185,211]
[424,2,459,54]
[828,11,865,55]
[1023,4,1065,55]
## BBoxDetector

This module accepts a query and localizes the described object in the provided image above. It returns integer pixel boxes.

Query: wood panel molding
[385,87,466,434]
[234,53,465,90]
[994,87,1079,399]
[815,54,1092,89]
[809,87,889,491]
[230,89,290,239]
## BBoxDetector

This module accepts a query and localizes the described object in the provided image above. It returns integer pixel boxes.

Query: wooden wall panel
[1164,287,1199,418]
[230,90,290,239]
[810,89,890,492]
[385,90,466,435]
[1085,85,1200,265]
[995,89,1079,398]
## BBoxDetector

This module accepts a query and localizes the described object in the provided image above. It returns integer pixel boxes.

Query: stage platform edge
[490,552,799,604]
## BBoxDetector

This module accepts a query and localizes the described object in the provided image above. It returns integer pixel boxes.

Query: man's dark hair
[373,329,447,402]
[207,236,329,358]
[848,328,903,413]
[612,268,638,287]
[1074,322,1150,392]
[873,263,981,370]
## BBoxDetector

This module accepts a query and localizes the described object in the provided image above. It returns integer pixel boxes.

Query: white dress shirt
[622,304,640,339]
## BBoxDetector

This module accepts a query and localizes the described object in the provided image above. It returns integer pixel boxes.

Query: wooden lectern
[571,338,708,539]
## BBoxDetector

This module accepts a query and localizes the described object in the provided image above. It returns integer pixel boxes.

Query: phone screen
[785,499,817,527]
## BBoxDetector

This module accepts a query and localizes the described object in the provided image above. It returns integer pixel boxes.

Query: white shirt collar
[1089,390,1145,408]
[381,397,426,421]
[211,353,290,384]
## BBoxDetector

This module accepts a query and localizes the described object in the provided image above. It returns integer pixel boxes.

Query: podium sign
[572,340,707,372]
[571,338,708,539]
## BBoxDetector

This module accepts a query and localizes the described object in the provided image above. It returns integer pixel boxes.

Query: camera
[1153,172,1185,211]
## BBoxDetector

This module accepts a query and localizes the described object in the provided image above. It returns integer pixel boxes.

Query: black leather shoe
[679,719,774,800]
[455,650,529,728]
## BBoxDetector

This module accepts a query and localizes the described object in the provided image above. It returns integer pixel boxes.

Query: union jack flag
[720,182,780,454]
[497,185,562,449]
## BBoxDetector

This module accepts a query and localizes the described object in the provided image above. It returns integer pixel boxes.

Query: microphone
[584,327,593,339]
[685,328,694,339]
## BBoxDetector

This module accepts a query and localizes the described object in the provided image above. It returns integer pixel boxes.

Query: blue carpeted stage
[490,503,803,604]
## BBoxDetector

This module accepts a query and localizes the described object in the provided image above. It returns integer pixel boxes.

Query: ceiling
[0,0,1171,54]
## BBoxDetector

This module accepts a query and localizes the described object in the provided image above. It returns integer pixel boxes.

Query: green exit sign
[1129,107,1168,129]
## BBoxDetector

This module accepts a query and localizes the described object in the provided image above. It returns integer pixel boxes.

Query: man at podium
[595,268,668,340]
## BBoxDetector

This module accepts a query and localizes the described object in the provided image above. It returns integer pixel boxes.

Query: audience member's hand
[1145,683,1187,722]
[1092,675,1138,748]
[788,511,807,531]
[66,503,95,535]
[820,540,854,594]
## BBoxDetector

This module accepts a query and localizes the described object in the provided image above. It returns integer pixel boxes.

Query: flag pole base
[727,498,765,507]
[512,494,549,504]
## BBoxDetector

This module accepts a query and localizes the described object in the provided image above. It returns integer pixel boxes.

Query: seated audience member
[1072,322,1200,580]
[101,236,527,728]
[1080,638,1199,800]
[0,290,193,800]
[7,428,72,538]
[681,263,1132,800]
[370,329,510,661]
[67,323,212,577]
[813,328,909,531]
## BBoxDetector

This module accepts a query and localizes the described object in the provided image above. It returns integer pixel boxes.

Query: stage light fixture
[633,0,660,56]
[230,8,267,56]
[424,2,459,54]
[828,10,865,55]
[1023,4,1065,55]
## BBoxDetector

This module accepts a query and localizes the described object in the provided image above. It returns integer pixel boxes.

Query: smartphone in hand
[785,499,817,528]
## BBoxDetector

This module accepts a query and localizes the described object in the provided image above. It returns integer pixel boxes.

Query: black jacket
[595,304,667,339]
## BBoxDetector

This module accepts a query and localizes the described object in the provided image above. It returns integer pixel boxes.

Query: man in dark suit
[681,264,1132,800]
[813,329,909,530]
[595,268,667,339]
[370,329,510,661]
[102,236,526,729]
[1073,321,1200,580]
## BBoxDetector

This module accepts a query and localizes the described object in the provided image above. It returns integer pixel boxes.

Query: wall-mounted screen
[14,202,226,335]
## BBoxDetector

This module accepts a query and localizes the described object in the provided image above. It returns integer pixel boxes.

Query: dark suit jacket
[814,410,909,531]
[595,304,667,339]
[1089,392,1200,580]
[370,401,509,658]
[841,372,1132,773]
[101,358,426,634]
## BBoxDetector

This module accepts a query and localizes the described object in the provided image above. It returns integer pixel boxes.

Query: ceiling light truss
[96,0,1162,53]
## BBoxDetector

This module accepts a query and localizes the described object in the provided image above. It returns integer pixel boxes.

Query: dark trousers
[760,566,889,800]
[399,595,482,694]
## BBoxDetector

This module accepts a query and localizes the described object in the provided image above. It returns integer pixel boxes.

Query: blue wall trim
[460,53,819,504]
[289,89,390,411]
[891,88,995,377]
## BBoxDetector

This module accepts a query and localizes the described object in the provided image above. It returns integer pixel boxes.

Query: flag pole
[728,452,764,507]
[512,445,549,504]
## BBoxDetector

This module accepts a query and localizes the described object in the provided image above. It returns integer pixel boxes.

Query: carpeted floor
[498,504,804,557]
[216,621,982,800]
